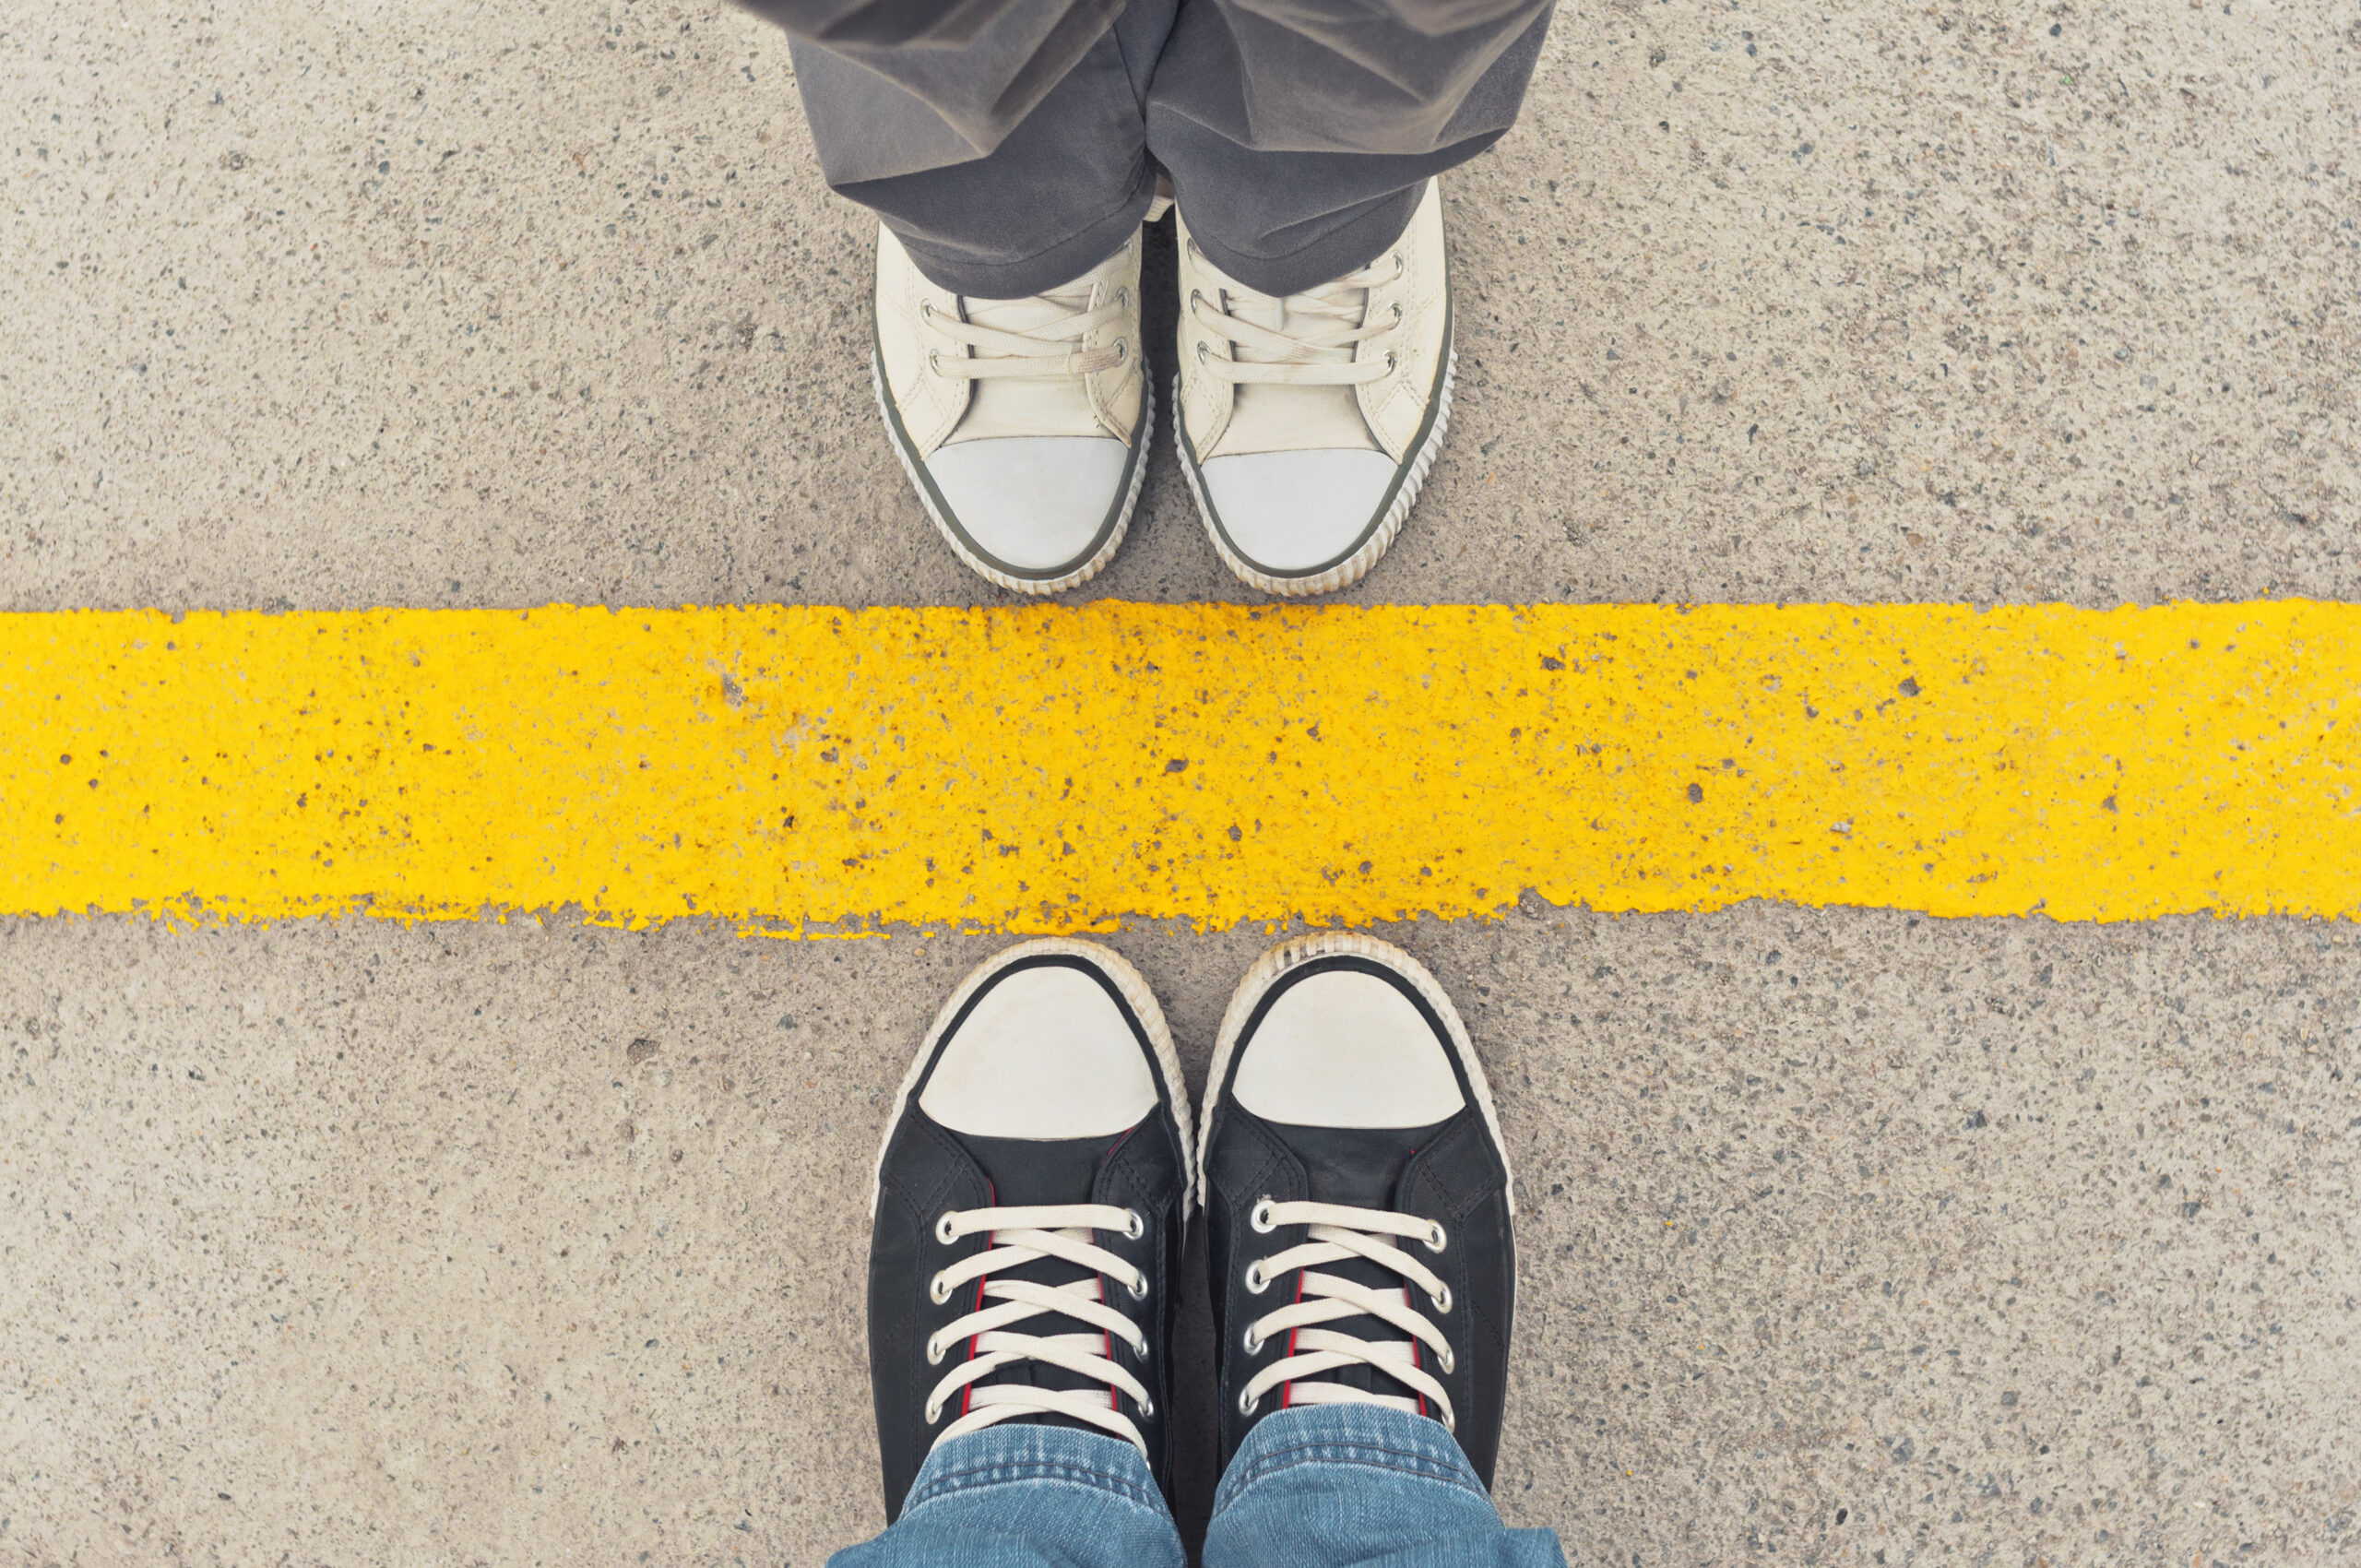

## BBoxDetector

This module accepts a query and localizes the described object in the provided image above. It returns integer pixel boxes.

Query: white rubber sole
[1175,343,1456,600]
[871,938,1194,1218]
[1194,931,1513,1219]
[871,356,1150,599]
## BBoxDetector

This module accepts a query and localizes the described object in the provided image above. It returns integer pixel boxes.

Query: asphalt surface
[4,0,2359,1562]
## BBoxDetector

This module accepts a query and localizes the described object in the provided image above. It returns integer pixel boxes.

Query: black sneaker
[865,939,1192,1523]
[1197,933,1517,1483]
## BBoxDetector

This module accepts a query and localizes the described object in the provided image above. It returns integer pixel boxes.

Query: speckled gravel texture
[4,0,2359,1563]
[5,916,2357,1563]
[3,0,2353,612]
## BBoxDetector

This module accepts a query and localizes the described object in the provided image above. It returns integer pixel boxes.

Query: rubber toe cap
[918,963,1157,1140]
[1231,968,1466,1129]
[1200,449,1398,574]
[924,436,1130,575]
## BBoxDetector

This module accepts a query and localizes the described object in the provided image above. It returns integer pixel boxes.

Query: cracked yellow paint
[1,601,2354,930]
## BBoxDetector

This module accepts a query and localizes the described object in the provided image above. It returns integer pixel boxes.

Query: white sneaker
[872,227,1150,594]
[1173,180,1455,597]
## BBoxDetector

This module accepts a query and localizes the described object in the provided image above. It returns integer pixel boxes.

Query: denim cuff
[901,1421,1169,1520]
[1212,1402,1493,1516]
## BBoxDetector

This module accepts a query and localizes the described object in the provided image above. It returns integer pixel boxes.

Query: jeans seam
[906,1456,1166,1514]
[1213,1442,1489,1513]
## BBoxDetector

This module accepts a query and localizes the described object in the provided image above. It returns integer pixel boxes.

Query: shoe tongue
[1265,1117,1453,1407]
[962,290,1084,337]
[1223,287,1359,368]
[945,288,1103,445]
[1212,282,1380,456]
[945,1128,1140,1436]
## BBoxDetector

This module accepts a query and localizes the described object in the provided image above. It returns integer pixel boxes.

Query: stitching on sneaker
[1178,325,1455,597]
[872,339,1150,595]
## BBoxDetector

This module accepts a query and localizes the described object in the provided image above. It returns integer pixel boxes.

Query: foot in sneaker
[1197,932,1516,1483]
[1174,180,1454,597]
[865,939,1192,1522]
[872,228,1151,594]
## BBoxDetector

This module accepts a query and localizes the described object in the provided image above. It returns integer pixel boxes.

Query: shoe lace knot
[923,1202,1156,1456]
[1236,1196,1455,1430]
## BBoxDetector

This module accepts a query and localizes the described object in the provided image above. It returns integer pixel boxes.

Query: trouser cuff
[1179,183,1425,300]
[1207,1404,1569,1567]
[873,171,1156,298]
[1213,1403,1492,1513]
[899,1423,1168,1516]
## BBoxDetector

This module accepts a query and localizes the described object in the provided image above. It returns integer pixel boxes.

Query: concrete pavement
[4,0,2359,1562]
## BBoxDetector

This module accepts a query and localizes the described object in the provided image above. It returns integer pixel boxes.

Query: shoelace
[1187,244,1403,388]
[1236,1196,1456,1430]
[923,1203,1156,1455]
[921,287,1130,382]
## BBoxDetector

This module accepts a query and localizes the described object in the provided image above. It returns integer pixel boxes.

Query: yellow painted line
[1,602,2354,931]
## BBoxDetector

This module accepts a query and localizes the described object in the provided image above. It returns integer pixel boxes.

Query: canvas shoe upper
[1197,933,1516,1484]
[865,939,1192,1523]
[1174,180,1455,597]
[872,227,1150,594]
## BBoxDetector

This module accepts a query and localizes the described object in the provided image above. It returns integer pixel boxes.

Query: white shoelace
[923,1203,1156,1455]
[1236,1197,1456,1430]
[922,287,1130,383]
[1188,244,1401,389]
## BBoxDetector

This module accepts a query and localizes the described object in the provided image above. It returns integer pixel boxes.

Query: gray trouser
[736,0,1552,297]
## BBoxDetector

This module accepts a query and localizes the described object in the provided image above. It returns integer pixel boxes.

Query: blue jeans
[829,1404,1568,1568]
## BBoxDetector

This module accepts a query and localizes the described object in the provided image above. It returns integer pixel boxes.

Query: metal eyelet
[1238,1389,1260,1416]
[924,1398,943,1423]
[1195,341,1209,363]
[1250,1197,1277,1234]
[1130,1335,1151,1359]
[1123,1208,1146,1240]
[930,1272,953,1305]
[1188,289,1203,310]
[1241,1327,1263,1354]
[936,1213,959,1245]
[1114,340,1129,363]
[1383,350,1398,372]
[1138,1396,1155,1417]
[1242,1262,1270,1295]
[1392,251,1405,277]
[1128,1271,1150,1301]
[926,1335,947,1366]
[927,350,942,375]
[1424,1221,1447,1253]
[919,300,935,320]
[1114,286,1128,306]
[1430,1284,1452,1313]
[1438,1346,1455,1373]
[1392,303,1405,322]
